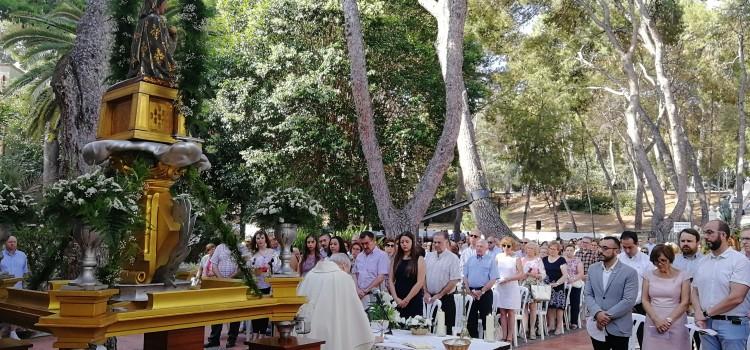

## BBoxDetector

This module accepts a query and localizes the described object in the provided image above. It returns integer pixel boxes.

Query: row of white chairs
[422,283,586,347]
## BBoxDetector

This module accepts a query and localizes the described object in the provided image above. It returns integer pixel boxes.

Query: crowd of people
[281,219,750,350]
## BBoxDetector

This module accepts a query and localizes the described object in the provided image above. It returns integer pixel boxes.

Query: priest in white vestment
[297,254,375,350]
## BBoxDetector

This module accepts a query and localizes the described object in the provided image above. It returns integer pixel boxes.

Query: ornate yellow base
[97,79,187,144]
[0,277,307,349]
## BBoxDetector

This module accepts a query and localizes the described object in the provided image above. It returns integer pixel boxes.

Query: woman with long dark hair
[248,230,280,339]
[327,236,348,256]
[388,232,426,318]
[294,234,322,277]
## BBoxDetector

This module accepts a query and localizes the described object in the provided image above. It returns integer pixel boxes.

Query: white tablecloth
[373,332,510,350]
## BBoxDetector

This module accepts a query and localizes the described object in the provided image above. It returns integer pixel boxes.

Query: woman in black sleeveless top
[388,232,426,318]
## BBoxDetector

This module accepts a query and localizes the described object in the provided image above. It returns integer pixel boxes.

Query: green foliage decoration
[108,0,141,81]
[174,0,212,130]
[183,167,260,295]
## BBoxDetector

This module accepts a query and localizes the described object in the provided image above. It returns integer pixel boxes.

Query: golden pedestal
[97,79,187,144]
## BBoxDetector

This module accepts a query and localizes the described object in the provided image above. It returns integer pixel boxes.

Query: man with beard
[584,236,639,350]
[673,228,704,279]
[692,220,750,350]
[741,226,750,259]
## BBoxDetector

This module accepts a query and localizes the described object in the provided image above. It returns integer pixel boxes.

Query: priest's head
[328,253,351,273]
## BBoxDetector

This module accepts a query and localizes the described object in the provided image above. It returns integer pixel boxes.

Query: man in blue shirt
[462,239,499,338]
[1,236,28,340]
[0,236,28,289]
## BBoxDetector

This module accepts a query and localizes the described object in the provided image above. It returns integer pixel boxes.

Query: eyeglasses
[599,246,617,251]
[469,235,480,238]
[502,244,512,248]
[386,244,395,247]
[742,237,750,241]
[521,242,528,244]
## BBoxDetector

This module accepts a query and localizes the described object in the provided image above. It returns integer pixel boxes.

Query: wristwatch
[703,310,709,318]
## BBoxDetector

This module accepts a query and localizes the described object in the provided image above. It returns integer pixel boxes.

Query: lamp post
[504,190,511,207]
[731,197,741,230]
[686,186,696,226]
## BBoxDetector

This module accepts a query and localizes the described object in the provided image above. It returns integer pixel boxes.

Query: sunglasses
[502,244,512,248]
[469,234,480,238]
[521,242,528,244]
[386,244,395,247]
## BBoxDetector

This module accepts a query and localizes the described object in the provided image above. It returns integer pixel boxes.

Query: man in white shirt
[459,229,481,274]
[645,235,657,256]
[423,231,461,334]
[692,220,750,350]
[617,231,652,347]
[673,228,704,279]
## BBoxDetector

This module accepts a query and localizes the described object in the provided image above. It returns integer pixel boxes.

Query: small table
[373,333,510,350]
[247,336,325,350]
[0,338,32,350]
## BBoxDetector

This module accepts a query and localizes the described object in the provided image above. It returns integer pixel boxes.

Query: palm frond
[1,27,75,49]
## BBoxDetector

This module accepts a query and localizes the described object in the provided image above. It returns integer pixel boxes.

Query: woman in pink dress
[642,244,690,350]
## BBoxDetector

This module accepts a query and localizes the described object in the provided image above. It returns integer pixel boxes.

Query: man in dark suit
[584,236,639,350]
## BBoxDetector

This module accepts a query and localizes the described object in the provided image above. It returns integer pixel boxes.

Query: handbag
[530,284,552,301]
[571,280,584,288]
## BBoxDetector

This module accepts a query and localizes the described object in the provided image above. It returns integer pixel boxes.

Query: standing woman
[327,236,348,256]
[521,242,546,340]
[248,230,280,339]
[294,234,322,277]
[642,244,690,350]
[350,242,363,274]
[196,243,215,279]
[388,232,426,318]
[542,241,568,335]
[494,237,525,342]
[563,244,584,329]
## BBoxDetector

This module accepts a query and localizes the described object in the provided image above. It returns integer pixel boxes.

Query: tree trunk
[453,165,465,234]
[420,0,514,239]
[633,165,643,231]
[343,0,467,237]
[588,125,625,231]
[546,190,561,239]
[685,138,709,225]
[736,31,747,228]
[561,192,578,233]
[522,184,531,237]
[51,0,112,179]
[43,124,59,186]
[637,2,689,232]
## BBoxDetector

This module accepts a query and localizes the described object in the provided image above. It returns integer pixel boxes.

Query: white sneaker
[9,331,20,340]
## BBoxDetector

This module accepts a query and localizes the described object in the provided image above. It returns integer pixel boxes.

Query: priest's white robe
[297,260,374,350]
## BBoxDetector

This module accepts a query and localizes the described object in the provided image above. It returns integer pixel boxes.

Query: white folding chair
[564,284,573,330]
[629,313,646,350]
[423,299,442,332]
[514,287,530,347]
[536,299,549,340]
[686,316,696,350]
[454,293,474,334]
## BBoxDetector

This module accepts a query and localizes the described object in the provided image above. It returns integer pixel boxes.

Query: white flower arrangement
[251,187,322,227]
[43,169,143,229]
[367,289,400,323]
[401,315,431,329]
[0,184,36,224]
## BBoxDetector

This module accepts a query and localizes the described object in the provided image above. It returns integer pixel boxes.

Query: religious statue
[128,0,177,83]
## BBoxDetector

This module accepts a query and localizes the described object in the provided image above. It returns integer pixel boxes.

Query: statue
[128,0,177,83]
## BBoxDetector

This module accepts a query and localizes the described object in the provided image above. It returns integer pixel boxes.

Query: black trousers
[208,321,240,344]
[251,287,273,334]
[633,303,645,347]
[438,293,456,335]
[466,289,493,338]
[591,334,629,350]
[568,287,582,326]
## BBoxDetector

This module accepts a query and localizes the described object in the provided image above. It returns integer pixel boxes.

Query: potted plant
[402,315,431,335]
[366,290,400,336]
[251,188,322,274]
[43,168,143,288]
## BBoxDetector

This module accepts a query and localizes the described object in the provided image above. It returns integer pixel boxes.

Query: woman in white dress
[494,236,525,342]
